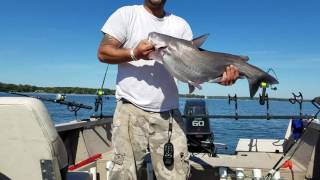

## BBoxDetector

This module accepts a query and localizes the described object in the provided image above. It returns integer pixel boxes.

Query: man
[97,0,239,179]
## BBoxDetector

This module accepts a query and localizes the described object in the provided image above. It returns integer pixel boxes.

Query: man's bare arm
[97,33,154,64]
[97,34,131,64]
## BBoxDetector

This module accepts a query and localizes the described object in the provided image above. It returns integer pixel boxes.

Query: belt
[120,98,177,115]
[120,98,132,104]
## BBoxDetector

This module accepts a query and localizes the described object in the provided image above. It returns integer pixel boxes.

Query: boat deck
[90,150,303,179]
[59,117,316,180]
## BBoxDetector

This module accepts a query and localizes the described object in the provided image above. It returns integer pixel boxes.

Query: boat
[0,93,320,180]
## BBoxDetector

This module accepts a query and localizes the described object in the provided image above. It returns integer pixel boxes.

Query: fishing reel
[259,82,268,105]
[259,81,277,120]
[55,93,66,102]
[259,82,277,105]
[94,89,104,112]
[259,68,278,105]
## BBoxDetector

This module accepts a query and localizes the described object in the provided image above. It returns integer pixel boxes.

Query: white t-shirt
[101,5,193,112]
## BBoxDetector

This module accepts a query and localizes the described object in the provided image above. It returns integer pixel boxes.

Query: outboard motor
[184,99,216,156]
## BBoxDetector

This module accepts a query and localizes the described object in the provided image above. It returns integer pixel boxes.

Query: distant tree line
[0,82,115,95]
[1,82,301,101]
[1,82,206,98]
[179,93,205,98]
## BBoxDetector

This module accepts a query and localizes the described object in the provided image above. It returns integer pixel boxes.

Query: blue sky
[0,0,319,99]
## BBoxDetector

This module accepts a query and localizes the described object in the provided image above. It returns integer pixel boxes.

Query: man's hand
[98,34,155,64]
[219,65,240,86]
[133,39,155,60]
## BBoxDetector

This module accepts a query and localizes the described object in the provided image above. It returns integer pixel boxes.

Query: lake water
[1,92,318,154]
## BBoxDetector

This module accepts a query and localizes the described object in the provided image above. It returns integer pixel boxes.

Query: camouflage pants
[109,100,190,180]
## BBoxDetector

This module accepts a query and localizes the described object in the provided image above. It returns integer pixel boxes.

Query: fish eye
[159,46,167,50]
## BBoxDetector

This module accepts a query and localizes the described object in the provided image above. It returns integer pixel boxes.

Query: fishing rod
[6,91,92,119]
[94,64,109,118]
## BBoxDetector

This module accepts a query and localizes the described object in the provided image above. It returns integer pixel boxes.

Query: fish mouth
[148,38,167,50]
[152,42,167,50]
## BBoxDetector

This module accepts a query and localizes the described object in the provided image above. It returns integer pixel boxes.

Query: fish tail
[247,71,279,98]
[239,63,279,97]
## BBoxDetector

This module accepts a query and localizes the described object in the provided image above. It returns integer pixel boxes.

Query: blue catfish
[148,32,279,97]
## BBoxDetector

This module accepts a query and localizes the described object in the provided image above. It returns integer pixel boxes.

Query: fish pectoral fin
[149,51,163,61]
[208,77,222,83]
[192,34,209,48]
[188,84,195,94]
[188,81,202,93]
[240,56,249,61]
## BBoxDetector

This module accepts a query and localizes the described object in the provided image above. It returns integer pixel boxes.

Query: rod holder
[311,97,320,118]
[228,94,238,120]
[289,92,303,119]
[258,82,271,119]
[266,94,270,120]
[260,93,270,120]
[94,89,105,118]
[259,82,268,105]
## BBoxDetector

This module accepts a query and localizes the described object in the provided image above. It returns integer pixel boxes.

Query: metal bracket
[40,159,55,180]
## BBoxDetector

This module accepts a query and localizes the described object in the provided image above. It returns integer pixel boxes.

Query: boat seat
[0,97,68,180]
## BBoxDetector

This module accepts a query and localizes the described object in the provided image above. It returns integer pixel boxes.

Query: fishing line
[267,68,278,81]
[100,64,109,90]
[267,68,279,90]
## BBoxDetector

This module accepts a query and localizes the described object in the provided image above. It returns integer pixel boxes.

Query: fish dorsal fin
[239,55,249,62]
[192,34,209,48]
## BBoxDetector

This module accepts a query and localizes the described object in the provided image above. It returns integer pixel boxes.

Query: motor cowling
[184,99,216,156]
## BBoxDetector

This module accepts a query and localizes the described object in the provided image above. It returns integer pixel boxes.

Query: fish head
[148,32,172,61]
[148,32,171,50]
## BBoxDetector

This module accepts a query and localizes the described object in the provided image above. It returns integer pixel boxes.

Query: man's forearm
[98,46,132,64]
[97,33,155,64]
[97,33,134,64]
